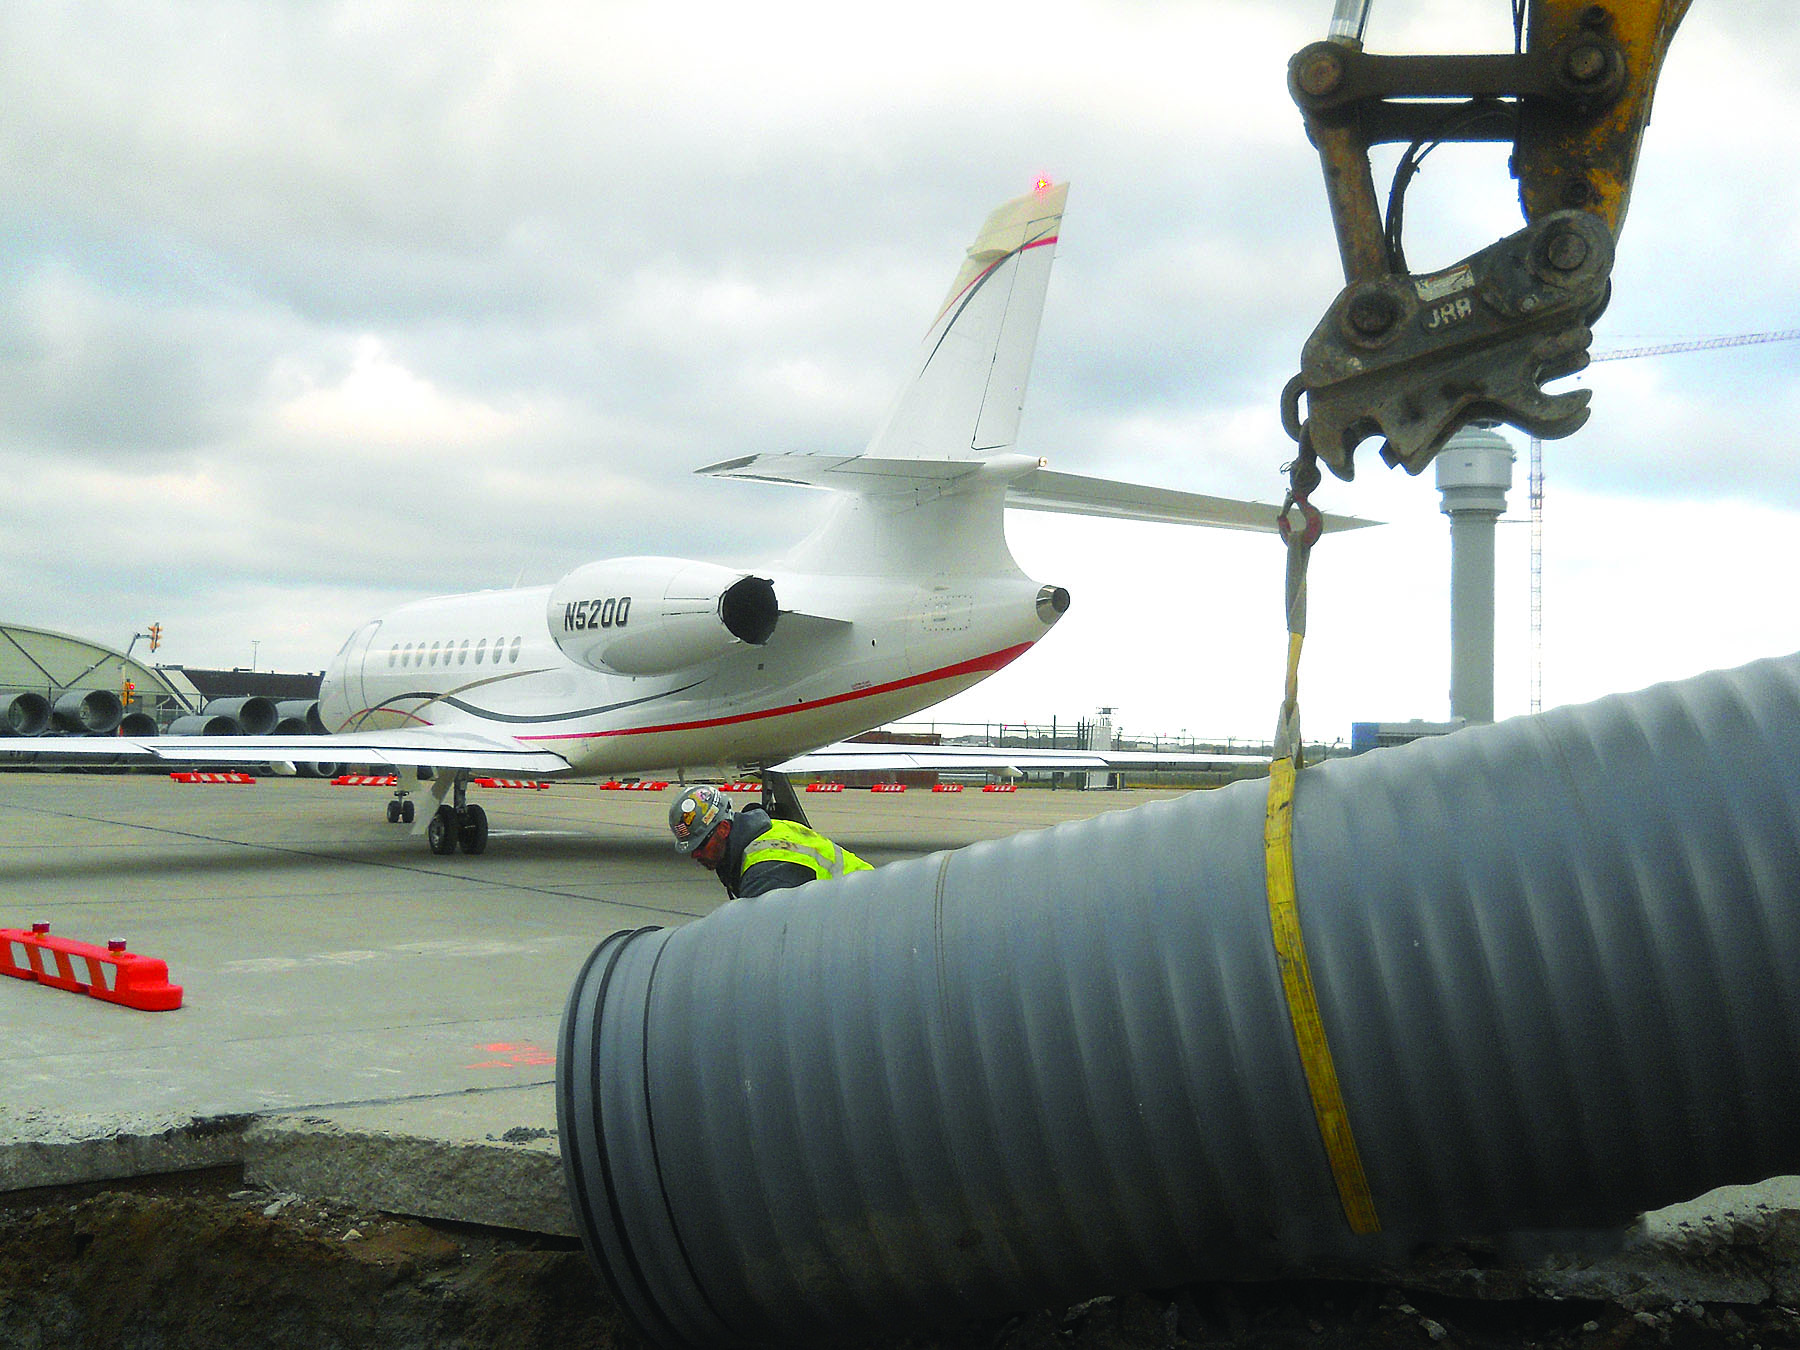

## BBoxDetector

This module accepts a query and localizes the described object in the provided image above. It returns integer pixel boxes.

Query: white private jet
[2,182,1367,853]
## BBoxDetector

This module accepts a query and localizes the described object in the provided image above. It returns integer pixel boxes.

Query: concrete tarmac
[4,770,1798,1309]
[0,772,1178,1231]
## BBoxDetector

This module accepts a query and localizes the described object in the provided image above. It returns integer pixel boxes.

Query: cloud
[0,0,1794,726]
[272,336,527,448]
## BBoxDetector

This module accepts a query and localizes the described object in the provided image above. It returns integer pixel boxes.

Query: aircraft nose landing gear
[425,772,489,855]
[386,789,416,825]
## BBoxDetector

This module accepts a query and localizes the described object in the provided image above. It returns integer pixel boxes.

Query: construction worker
[668,784,871,900]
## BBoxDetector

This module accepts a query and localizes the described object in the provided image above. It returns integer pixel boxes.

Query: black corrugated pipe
[2,691,52,736]
[52,688,123,734]
[203,696,278,736]
[166,714,238,736]
[558,652,1800,1349]
[118,710,159,737]
[276,699,326,735]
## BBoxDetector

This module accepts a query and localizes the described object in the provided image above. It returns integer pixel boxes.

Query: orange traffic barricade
[1,925,183,1011]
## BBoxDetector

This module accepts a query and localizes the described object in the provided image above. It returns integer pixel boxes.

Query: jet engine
[547,556,778,677]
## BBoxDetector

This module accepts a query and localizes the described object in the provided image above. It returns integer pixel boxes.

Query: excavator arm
[1284,0,1693,478]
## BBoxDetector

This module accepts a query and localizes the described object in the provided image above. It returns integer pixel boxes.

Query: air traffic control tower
[1435,423,1515,725]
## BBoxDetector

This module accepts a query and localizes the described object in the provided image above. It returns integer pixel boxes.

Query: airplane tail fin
[862,181,1066,462]
[693,182,1375,578]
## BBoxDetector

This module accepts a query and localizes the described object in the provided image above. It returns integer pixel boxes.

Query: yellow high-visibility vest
[742,820,872,883]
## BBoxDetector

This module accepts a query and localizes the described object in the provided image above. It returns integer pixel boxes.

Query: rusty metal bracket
[1283,1,1689,479]
[1297,210,1612,477]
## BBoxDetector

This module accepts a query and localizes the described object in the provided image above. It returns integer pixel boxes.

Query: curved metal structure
[559,652,1800,1349]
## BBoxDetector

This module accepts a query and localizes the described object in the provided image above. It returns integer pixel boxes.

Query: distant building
[1350,719,1465,754]
[163,667,323,705]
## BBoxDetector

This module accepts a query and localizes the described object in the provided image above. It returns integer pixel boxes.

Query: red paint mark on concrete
[465,1041,556,1069]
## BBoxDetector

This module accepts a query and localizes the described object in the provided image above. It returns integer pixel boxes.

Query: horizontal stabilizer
[1003,466,1375,533]
[700,452,1001,491]
[700,453,1376,533]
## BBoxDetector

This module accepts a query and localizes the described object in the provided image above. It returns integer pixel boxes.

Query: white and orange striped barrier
[870,783,908,793]
[599,781,671,791]
[332,774,400,787]
[473,778,550,790]
[719,782,761,793]
[931,783,965,793]
[805,782,845,793]
[170,771,256,785]
[981,783,1018,793]
[1,924,184,1012]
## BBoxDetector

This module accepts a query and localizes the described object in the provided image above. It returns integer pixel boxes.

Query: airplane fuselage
[317,566,1064,779]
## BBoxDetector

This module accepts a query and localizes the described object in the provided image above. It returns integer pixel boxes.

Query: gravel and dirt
[4,1172,1799,1350]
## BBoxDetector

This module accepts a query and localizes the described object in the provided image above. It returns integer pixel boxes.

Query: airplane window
[509,636,522,663]
[388,646,398,667]
[458,639,470,665]
[430,641,441,666]
[404,643,414,666]
[475,638,487,664]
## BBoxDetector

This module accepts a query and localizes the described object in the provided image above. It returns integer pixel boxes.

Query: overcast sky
[3,1,1797,744]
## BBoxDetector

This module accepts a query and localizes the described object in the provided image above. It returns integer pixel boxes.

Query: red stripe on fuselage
[521,641,1035,743]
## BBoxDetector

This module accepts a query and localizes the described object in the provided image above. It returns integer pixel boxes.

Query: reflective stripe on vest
[741,820,872,882]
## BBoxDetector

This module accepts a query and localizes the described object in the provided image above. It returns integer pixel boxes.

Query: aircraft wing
[773,742,1267,775]
[0,728,572,775]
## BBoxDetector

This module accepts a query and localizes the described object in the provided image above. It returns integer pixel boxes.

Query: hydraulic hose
[558,651,1800,1348]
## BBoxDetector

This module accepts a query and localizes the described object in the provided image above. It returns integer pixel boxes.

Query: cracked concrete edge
[241,1117,576,1237]
[0,1107,576,1239]
[5,1104,1798,1303]
[0,1111,253,1193]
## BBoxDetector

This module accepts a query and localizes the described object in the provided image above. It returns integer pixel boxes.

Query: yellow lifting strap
[1267,468,1380,1235]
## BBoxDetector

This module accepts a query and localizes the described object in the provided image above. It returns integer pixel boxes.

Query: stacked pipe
[276,699,326,735]
[202,696,278,735]
[52,689,123,735]
[118,711,159,737]
[559,651,1800,1349]
[1,692,51,737]
[166,714,238,736]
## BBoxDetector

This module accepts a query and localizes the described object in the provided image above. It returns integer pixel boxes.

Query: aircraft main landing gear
[426,772,488,855]
[386,789,416,825]
[758,768,810,829]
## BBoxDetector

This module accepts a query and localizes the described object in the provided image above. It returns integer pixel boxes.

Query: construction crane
[1526,328,1800,711]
